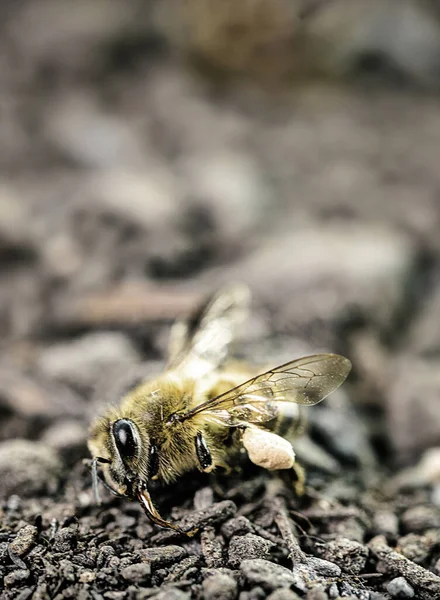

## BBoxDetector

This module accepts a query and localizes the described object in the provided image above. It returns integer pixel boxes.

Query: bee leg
[291,461,306,497]
[195,432,214,473]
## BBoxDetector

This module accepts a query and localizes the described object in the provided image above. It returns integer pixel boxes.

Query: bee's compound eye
[113,419,137,460]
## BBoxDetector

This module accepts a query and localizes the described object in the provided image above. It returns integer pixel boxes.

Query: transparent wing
[176,354,352,426]
[167,284,250,378]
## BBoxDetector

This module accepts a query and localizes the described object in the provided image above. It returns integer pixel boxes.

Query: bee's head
[88,415,157,501]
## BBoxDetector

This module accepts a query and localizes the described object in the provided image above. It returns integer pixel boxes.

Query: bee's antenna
[92,457,101,505]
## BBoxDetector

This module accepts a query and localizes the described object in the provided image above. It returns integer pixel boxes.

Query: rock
[372,510,399,539]
[121,563,151,584]
[37,332,140,392]
[42,420,87,463]
[221,517,254,539]
[139,546,187,567]
[202,571,238,600]
[240,559,297,591]
[306,590,329,600]
[9,525,38,557]
[52,524,78,553]
[153,588,190,600]
[401,505,440,533]
[315,538,368,574]
[267,591,302,600]
[386,577,415,598]
[0,440,61,499]
[180,500,237,531]
[398,530,440,564]
[387,357,440,462]
[228,533,275,568]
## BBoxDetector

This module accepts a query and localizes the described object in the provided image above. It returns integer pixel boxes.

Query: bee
[88,285,351,534]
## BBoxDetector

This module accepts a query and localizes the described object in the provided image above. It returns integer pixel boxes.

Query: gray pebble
[316,537,368,574]
[328,583,339,598]
[386,577,415,598]
[121,562,151,584]
[154,588,191,600]
[306,589,329,600]
[267,590,302,600]
[139,545,187,567]
[303,556,342,577]
[239,587,266,600]
[9,525,38,556]
[240,559,297,591]
[228,533,275,568]
[4,568,30,587]
[0,440,61,499]
[202,571,238,600]
[221,516,254,539]
[401,505,440,532]
[180,500,237,530]
[372,510,399,538]
[52,526,78,553]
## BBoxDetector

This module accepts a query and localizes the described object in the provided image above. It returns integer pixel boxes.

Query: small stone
[9,525,38,556]
[52,526,78,553]
[306,589,329,600]
[316,538,368,574]
[386,577,415,598]
[397,531,440,564]
[267,590,302,600]
[401,505,440,533]
[154,589,191,600]
[202,571,238,600]
[228,533,275,568]
[121,562,151,584]
[0,440,61,499]
[79,571,96,583]
[4,569,30,587]
[180,500,237,531]
[221,516,253,539]
[42,420,87,463]
[37,332,139,392]
[240,559,297,591]
[139,546,187,567]
[239,588,266,600]
[372,510,399,538]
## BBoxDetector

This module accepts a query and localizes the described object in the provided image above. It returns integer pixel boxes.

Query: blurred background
[1,0,440,495]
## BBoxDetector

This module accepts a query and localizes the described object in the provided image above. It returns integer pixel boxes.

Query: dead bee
[88,285,351,533]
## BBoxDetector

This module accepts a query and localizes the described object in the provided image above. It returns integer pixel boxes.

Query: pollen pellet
[242,428,295,470]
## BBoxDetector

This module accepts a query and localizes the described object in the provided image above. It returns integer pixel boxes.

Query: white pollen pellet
[242,428,295,470]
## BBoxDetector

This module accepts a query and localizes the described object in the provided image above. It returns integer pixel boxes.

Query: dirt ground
[1,2,440,599]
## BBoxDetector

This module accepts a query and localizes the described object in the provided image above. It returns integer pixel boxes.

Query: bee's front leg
[195,432,214,473]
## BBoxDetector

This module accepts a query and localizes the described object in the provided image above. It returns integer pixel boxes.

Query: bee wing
[178,354,352,426]
[167,284,250,378]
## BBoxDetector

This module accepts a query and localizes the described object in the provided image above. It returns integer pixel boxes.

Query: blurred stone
[398,530,440,564]
[46,95,146,168]
[408,281,440,355]
[267,590,302,600]
[401,505,440,533]
[42,420,87,463]
[202,571,238,600]
[386,577,415,598]
[388,357,440,462]
[202,224,415,341]
[37,332,140,392]
[0,440,61,499]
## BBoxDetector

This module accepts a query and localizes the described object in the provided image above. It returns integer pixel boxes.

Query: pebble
[316,537,368,574]
[4,569,30,587]
[42,419,87,463]
[37,332,140,392]
[121,563,151,584]
[202,571,238,600]
[401,505,440,532]
[221,516,254,539]
[372,510,399,538]
[240,559,297,591]
[180,500,237,531]
[9,525,38,557]
[306,589,329,600]
[52,525,78,553]
[386,577,415,598]
[139,546,187,568]
[228,533,275,568]
[0,440,61,499]
[267,590,302,600]
[154,589,191,600]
